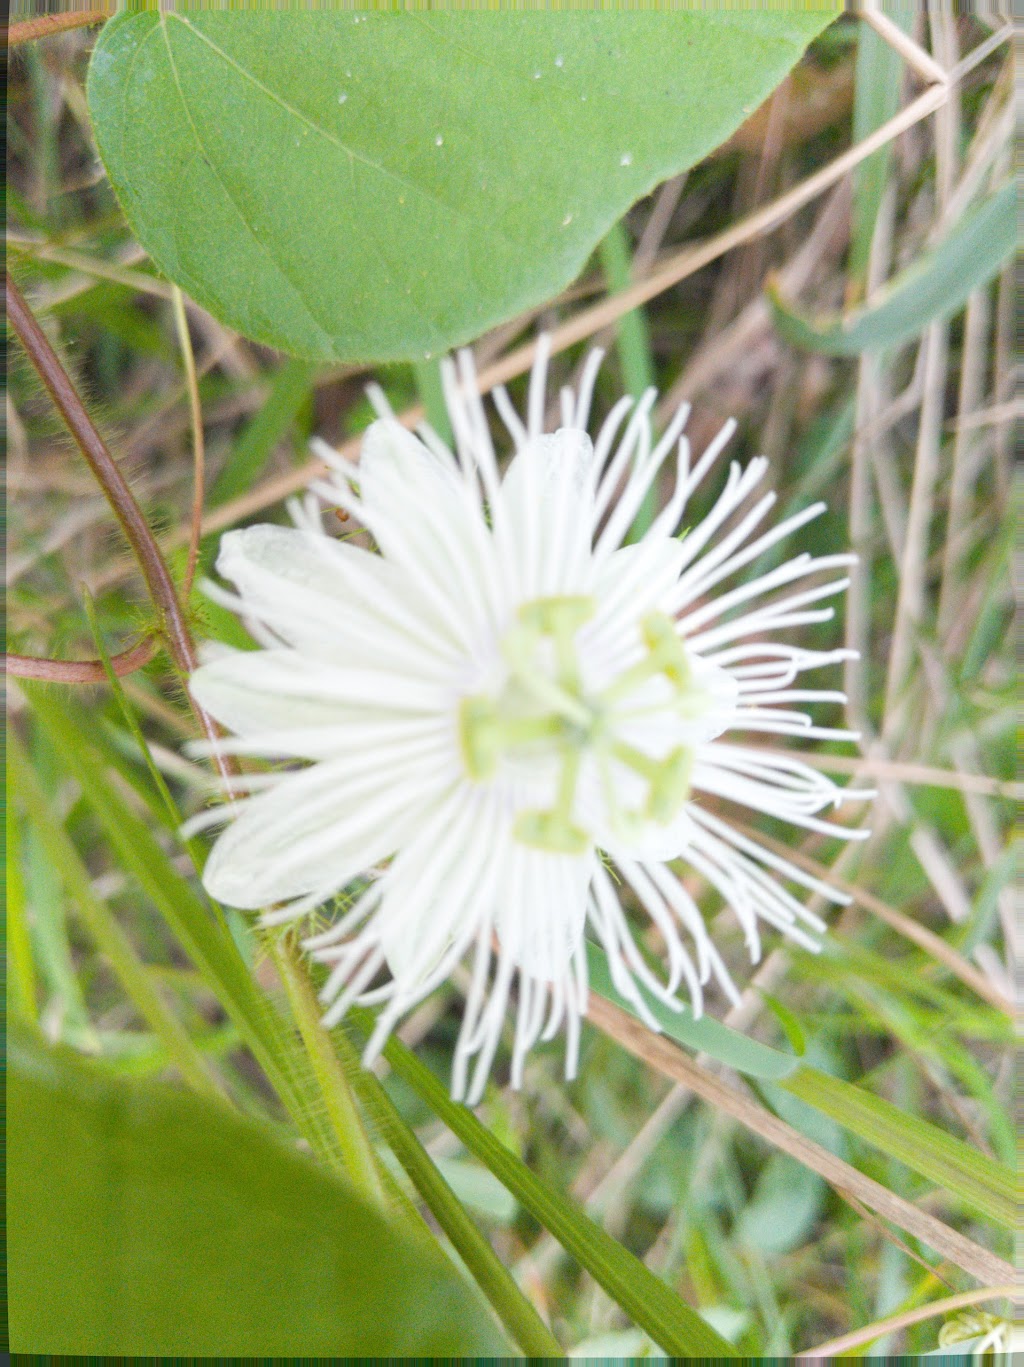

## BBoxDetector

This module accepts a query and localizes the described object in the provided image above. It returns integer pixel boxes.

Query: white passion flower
[188,339,870,1104]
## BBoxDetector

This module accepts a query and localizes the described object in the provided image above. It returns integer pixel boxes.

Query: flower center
[459,595,710,855]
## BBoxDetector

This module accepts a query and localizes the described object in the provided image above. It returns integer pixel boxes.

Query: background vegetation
[6,6,1015,1357]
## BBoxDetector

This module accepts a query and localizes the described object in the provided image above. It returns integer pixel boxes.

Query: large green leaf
[8,1022,506,1356]
[769,181,1015,355]
[87,10,835,362]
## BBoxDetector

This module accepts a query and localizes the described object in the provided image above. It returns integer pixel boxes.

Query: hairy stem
[6,636,158,683]
[272,938,388,1211]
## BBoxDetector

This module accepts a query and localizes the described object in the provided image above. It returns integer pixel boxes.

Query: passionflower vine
[188,338,869,1104]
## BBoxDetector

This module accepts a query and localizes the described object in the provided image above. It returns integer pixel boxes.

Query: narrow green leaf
[9,729,221,1101]
[355,1012,736,1358]
[412,357,453,445]
[209,356,317,506]
[849,7,911,285]
[5,795,38,1020]
[88,10,836,362]
[21,733,93,1038]
[22,681,348,1172]
[778,1065,1016,1230]
[586,941,799,1081]
[334,1023,563,1358]
[599,219,658,537]
[8,1021,507,1355]
[769,182,1015,355]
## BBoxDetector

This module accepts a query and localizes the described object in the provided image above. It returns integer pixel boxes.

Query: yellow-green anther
[514,807,589,855]
[518,594,595,693]
[645,746,693,822]
[609,739,662,783]
[518,595,595,635]
[514,745,589,854]
[459,696,501,779]
[641,612,691,689]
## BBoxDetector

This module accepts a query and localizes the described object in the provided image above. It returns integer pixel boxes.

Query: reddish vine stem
[5,272,232,787]
[7,637,158,683]
[7,11,110,46]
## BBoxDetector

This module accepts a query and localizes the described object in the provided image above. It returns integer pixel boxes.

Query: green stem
[335,1024,563,1357]
[272,938,387,1211]
[598,220,657,539]
[8,729,221,1100]
[5,795,38,1021]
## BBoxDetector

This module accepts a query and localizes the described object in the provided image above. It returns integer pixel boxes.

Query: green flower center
[459,595,705,854]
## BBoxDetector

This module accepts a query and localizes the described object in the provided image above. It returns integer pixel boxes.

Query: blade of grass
[769,181,1014,355]
[850,6,912,288]
[21,732,93,1041]
[587,941,798,1081]
[778,1065,1014,1229]
[412,357,453,445]
[586,992,1013,1287]
[208,356,317,507]
[332,1023,563,1358]
[22,679,348,1173]
[271,938,388,1211]
[599,219,658,537]
[351,1009,736,1358]
[8,728,222,1101]
[5,796,38,1021]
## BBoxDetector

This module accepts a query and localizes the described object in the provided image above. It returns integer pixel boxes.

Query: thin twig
[586,994,1013,1287]
[882,320,949,728]
[857,1,950,88]
[795,1284,1015,1359]
[733,745,1022,801]
[733,821,1012,1014]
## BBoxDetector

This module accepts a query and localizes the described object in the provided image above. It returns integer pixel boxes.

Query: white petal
[494,428,596,598]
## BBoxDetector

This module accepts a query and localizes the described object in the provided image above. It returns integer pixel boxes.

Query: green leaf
[7,1021,506,1355]
[586,941,799,1081]
[769,181,1015,355]
[778,1065,1016,1230]
[87,9,836,363]
[357,1012,737,1359]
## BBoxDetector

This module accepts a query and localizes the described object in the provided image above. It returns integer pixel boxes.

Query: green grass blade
[9,728,222,1101]
[849,8,909,286]
[333,1022,562,1358]
[587,941,798,1081]
[778,1066,1016,1229]
[21,732,93,1039]
[599,219,658,537]
[209,356,317,506]
[354,1011,736,1358]
[5,795,38,1021]
[412,357,453,444]
[22,681,345,1170]
[769,181,1014,356]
